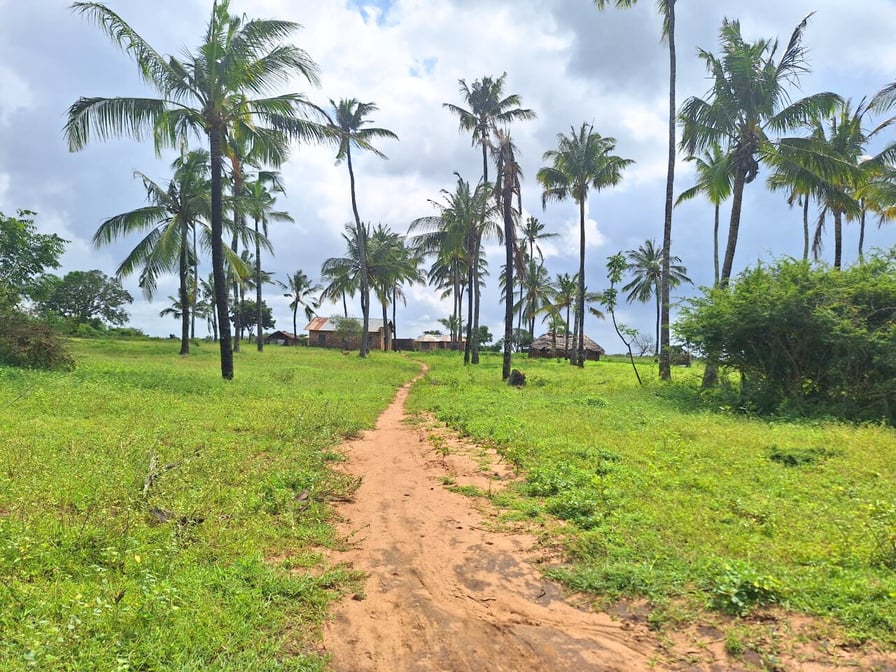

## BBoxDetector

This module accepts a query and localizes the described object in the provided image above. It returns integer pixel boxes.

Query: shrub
[677,251,896,423]
[0,313,75,370]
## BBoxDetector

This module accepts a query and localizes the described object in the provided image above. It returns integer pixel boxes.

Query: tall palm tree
[443,73,535,185]
[679,15,839,287]
[594,0,677,379]
[494,130,524,380]
[242,172,293,351]
[279,270,321,342]
[327,98,398,358]
[66,1,323,379]
[320,222,368,325]
[93,149,210,356]
[622,239,691,355]
[366,224,422,351]
[410,174,498,362]
[549,272,578,360]
[537,123,633,367]
[676,145,732,285]
[517,216,558,332]
[517,258,556,338]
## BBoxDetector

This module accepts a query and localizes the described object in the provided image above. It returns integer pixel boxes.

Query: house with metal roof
[304,316,391,350]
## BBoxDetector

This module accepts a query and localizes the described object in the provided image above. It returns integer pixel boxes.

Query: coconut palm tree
[549,272,578,360]
[676,145,732,284]
[326,98,398,358]
[443,73,534,185]
[279,270,321,342]
[622,239,691,355]
[594,0,677,379]
[410,174,499,363]
[537,123,633,367]
[366,224,423,351]
[66,1,323,379]
[93,149,210,355]
[494,130,524,380]
[242,172,293,351]
[679,15,839,287]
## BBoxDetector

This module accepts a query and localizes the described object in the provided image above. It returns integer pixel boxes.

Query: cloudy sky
[1,0,895,349]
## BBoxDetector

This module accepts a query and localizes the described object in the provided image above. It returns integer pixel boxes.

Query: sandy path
[321,369,661,672]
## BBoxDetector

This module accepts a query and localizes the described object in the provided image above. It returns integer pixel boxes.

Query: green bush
[677,251,896,422]
[0,314,74,370]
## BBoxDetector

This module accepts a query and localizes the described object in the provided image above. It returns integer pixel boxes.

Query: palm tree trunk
[577,199,586,367]
[720,167,747,287]
[178,233,190,356]
[391,286,397,351]
[565,304,571,360]
[714,202,721,285]
[858,206,866,263]
[472,240,482,364]
[346,149,369,358]
[802,196,810,262]
[834,209,843,269]
[658,0,676,382]
[382,300,389,351]
[464,261,474,365]
[655,286,661,357]
[502,178,515,380]
[209,127,234,379]
[255,217,264,352]
[191,225,198,340]
[292,306,298,343]
[231,171,243,353]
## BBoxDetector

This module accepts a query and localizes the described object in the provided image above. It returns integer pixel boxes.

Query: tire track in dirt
[321,367,661,672]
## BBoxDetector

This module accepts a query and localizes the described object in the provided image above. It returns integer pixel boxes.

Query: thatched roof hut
[529,333,605,360]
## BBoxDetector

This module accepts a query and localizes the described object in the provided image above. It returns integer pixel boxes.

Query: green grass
[0,339,419,671]
[406,352,896,644]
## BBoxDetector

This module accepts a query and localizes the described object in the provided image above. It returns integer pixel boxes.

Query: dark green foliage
[0,314,74,371]
[677,252,896,422]
[0,210,66,311]
[37,269,132,326]
[232,299,274,334]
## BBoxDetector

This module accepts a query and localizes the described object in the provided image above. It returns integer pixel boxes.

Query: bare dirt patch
[320,369,896,671]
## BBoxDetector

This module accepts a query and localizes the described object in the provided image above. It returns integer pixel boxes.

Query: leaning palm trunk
[704,162,748,388]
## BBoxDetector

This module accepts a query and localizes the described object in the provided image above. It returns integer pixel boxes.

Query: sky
[1,0,895,350]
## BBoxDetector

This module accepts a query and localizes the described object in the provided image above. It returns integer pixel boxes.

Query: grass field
[0,339,419,671]
[406,352,896,646]
[3,341,895,669]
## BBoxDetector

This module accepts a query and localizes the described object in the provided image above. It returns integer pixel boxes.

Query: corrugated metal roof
[414,333,454,343]
[304,317,386,333]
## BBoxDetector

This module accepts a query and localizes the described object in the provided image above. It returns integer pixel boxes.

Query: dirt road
[321,371,661,672]
[320,369,896,672]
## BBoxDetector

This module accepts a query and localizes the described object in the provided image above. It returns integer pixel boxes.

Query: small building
[266,330,302,346]
[304,316,391,350]
[413,333,465,351]
[529,333,605,361]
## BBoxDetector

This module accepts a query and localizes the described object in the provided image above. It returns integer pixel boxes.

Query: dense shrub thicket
[677,251,896,422]
[0,314,75,371]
